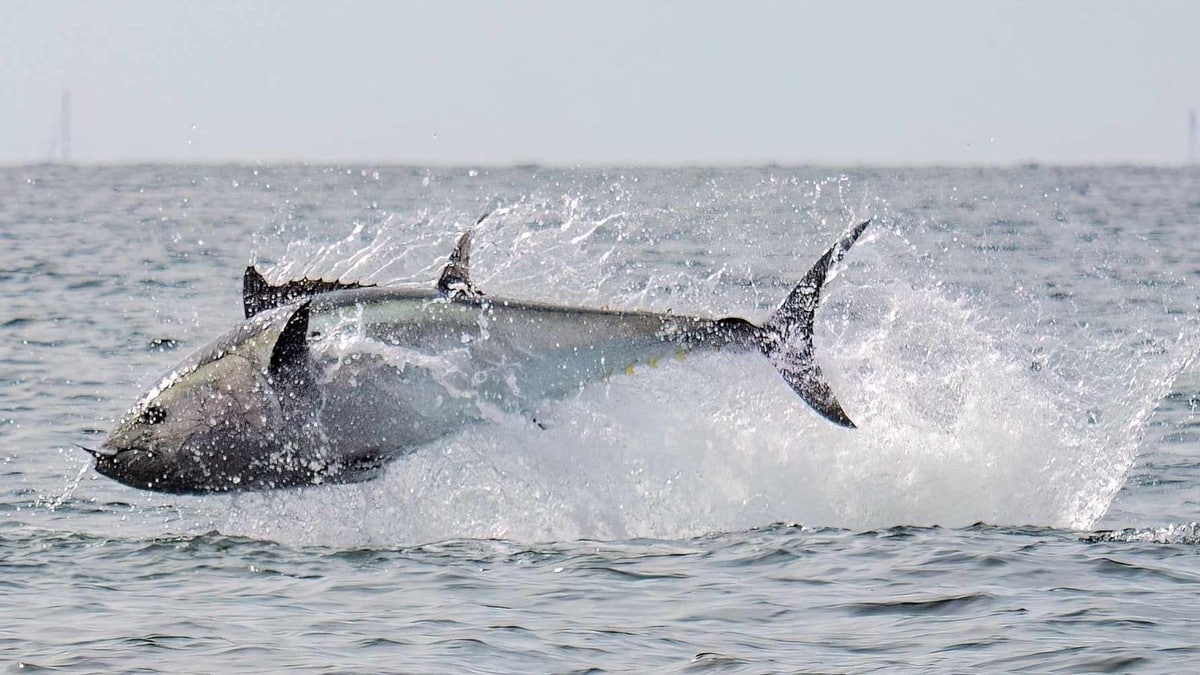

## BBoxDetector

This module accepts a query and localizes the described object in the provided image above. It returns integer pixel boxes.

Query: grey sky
[3,1,1197,165]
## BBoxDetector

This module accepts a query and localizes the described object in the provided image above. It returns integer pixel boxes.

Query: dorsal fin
[437,232,483,299]
[243,267,374,319]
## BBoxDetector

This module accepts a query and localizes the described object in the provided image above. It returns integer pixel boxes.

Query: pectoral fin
[269,301,311,378]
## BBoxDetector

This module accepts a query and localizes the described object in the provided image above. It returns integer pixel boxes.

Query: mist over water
[5,165,1200,671]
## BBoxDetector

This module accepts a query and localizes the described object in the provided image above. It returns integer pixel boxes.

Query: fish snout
[76,442,117,459]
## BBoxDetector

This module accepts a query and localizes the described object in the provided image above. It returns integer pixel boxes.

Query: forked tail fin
[760,219,871,428]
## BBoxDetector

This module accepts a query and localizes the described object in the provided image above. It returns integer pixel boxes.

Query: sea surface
[3,164,1200,672]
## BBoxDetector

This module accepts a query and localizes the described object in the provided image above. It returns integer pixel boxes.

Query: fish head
[96,303,314,493]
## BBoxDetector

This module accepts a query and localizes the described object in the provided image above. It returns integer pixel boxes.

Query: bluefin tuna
[87,219,871,493]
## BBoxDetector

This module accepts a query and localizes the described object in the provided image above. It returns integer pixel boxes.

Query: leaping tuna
[87,219,871,493]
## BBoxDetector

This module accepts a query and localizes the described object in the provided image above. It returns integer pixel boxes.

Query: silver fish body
[93,221,869,494]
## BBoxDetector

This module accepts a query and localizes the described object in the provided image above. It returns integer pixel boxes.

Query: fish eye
[138,404,168,425]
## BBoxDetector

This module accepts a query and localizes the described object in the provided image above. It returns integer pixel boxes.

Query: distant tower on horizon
[1191,108,1197,166]
[59,90,71,163]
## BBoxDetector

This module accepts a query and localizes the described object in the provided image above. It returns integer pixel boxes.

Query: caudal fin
[760,219,870,428]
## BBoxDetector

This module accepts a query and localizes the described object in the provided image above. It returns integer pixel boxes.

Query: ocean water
[3,164,1200,671]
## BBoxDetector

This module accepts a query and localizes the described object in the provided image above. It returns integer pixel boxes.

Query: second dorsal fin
[437,231,482,299]
[243,267,374,318]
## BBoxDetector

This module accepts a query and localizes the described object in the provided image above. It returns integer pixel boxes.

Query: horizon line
[3,159,1197,171]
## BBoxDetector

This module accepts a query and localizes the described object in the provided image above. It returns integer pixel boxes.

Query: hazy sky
[3,1,1198,165]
